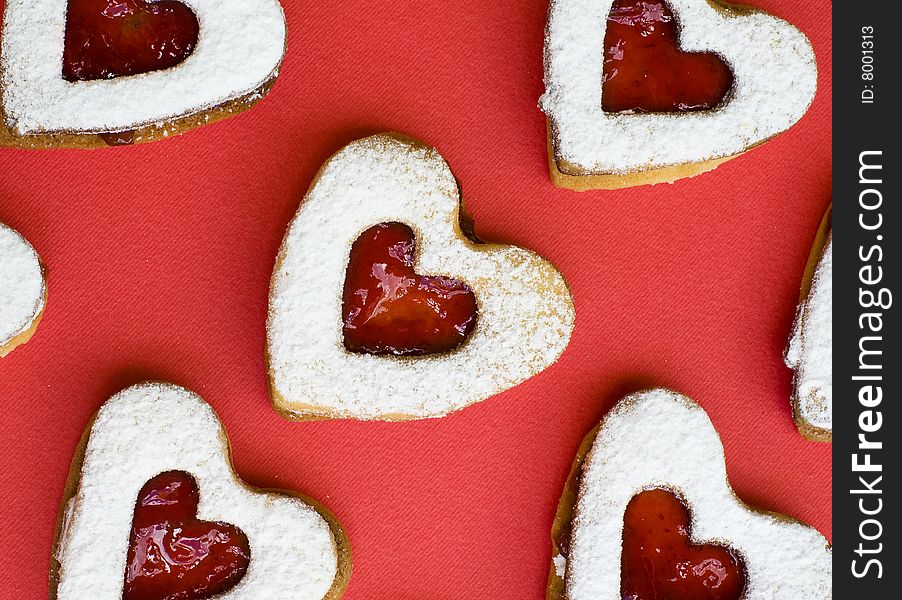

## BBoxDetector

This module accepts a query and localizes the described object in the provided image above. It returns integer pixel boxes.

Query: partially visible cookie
[541,0,817,189]
[549,389,831,600]
[51,382,351,600]
[1,0,286,148]
[267,133,575,421]
[0,221,46,357]
[785,206,832,441]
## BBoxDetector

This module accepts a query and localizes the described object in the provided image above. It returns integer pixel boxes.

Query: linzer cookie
[786,206,832,441]
[1,0,286,148]
[0,222,46,357]
[51,383,351,599]
[541,0,817,189]
[548,389,831,600]
[267,133,575,420]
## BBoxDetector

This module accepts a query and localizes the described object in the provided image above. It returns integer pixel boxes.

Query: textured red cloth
[0,0,831,598]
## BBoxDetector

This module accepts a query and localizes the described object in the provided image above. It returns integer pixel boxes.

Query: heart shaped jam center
[621,489,746,600]
[602,0,733,113]
[64,0,199,82]
[342,222,478,356]
[124,471,250,600]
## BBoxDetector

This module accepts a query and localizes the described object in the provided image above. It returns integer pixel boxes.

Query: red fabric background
[0,1,831,598]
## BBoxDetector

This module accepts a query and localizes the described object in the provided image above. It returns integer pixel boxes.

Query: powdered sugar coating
[54,383,340,600]
[564,389,831,599]
[786,234,832,434]
[1,0,286,134]
[553,554,567,578]
[0,222,45,353]
[541,0,817,174]
[268,134,575,420]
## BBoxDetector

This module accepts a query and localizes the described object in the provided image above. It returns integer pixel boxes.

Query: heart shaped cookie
[548,389,831,600]
[0,222,46,357]
[786,206,832,441]
[1,0,286,148]
[51,383,351,599]
[267,133,575,420]
[541,0,817,189]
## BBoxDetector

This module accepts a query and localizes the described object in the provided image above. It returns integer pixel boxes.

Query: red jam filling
[621,489,746,600]
[602,0,733,113]
[100,130,136,146]
[124,471,250,600]
[342,222,478,356]
[63,0,199,82]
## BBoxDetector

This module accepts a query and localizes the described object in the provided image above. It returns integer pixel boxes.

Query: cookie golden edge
[544,0,816,191]
[789,205,832,442]
[546,122,740,191]
[0,258,47,358]
[546,389,831,599]
[48,385,352,600]
[0,72,280,149]
[266,131,575,422]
